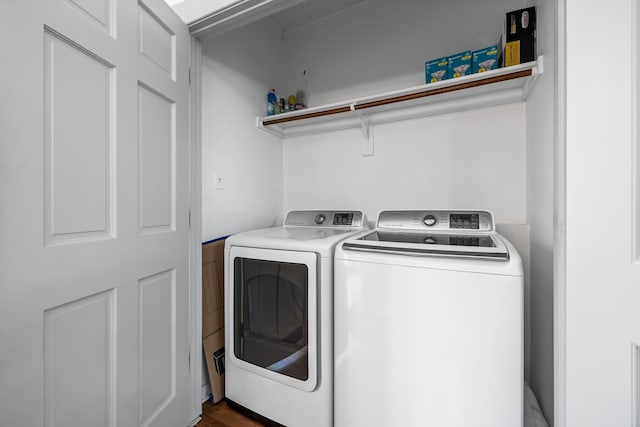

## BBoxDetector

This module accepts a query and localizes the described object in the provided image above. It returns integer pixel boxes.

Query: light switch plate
[215,171,224,190]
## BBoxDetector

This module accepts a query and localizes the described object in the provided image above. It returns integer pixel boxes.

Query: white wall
[283,103,527,224]
[526,0,555,423]
[201,20,284,241]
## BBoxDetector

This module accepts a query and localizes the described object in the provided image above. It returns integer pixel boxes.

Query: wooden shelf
[257,56,543,139]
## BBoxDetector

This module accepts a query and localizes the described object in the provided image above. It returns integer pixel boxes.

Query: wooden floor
[196,400,264,427]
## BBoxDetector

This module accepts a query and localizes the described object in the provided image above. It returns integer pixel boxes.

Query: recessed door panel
[44,30,114,245]
[66,0,113,34]
[44,290,116,427]
[139,270,176,427]
[139,2,175,79]
[138,83,174,233]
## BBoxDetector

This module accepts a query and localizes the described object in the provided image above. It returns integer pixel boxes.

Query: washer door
[228,246,318,392]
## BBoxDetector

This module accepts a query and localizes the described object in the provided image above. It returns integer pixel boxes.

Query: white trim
[633,343,640,426]
[632,1,640,424]
[201,382,212,403]
[632,0,640,264]
[188,36,204,424]
[188,0,307,38]
[188,415,202,427]
[554,0,567,426]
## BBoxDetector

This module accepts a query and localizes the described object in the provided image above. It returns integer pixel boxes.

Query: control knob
[314,214,326,225]
[423,214,437,227]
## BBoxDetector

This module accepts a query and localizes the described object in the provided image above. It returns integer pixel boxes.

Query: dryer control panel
[377,210,494,232]
[285,210,366,228]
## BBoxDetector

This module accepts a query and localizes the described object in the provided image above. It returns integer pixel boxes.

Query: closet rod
[262,106,352,125]
[355,69,533,110]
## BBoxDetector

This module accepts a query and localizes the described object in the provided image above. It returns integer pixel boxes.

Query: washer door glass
[234,257,311,381]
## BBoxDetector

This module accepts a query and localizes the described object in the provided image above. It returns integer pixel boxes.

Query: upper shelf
[257,56,543,138]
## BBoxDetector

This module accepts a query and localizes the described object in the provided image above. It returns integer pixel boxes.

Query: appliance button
[423,215,437,227]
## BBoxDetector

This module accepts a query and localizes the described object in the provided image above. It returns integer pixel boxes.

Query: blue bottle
[267,89,277,115]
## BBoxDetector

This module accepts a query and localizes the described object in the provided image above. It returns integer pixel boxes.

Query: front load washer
[225,210,368,427]
[334,210,524,427]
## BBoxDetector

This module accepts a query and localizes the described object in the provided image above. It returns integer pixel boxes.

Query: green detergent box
[447,51,472,79]
[472,45,499,74]
[425,57,449,84]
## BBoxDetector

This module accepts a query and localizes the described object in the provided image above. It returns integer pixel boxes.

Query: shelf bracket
[353,106,374,156]
[350,103,371,138]
[255,115,284,138]
[359,115,370,140]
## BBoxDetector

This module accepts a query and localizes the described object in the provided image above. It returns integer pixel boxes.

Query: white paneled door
[0,1,191,426]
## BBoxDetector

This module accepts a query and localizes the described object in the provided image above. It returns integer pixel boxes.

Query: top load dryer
[334,210,524,427]
[224,210,368,427]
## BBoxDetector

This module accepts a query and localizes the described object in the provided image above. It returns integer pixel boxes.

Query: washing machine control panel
[285,210,366,228]
[378,210,493,232]
[449,213,481,229]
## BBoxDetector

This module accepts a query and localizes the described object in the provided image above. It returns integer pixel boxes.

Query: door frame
[554,0,566,425]
[554,0,640,425]
[188,37,204,425]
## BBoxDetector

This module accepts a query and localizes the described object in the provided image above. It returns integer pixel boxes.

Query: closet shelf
[257,56,543,138]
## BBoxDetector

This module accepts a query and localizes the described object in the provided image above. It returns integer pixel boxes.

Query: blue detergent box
[425,57,449,84]
[447,51,472,79]
[472,45,500,73]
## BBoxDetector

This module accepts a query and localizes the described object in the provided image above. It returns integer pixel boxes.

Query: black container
[505,7,536,66]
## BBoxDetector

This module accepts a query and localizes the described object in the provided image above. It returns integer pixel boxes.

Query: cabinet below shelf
[257,56,543,139]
